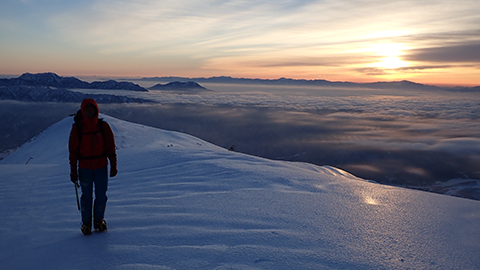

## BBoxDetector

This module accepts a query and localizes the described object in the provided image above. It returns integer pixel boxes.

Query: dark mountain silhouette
[149,81,206,90]
[138,76,479,91]
[0,72,148,91]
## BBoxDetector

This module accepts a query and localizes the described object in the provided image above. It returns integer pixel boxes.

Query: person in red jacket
[69,98,117,235]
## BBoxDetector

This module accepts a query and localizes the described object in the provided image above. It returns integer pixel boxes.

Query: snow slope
[0,115,479,269]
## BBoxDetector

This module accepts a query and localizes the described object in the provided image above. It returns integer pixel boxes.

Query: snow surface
[1,115,479,269]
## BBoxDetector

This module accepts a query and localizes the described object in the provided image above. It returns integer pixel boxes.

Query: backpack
[72,109,107,160]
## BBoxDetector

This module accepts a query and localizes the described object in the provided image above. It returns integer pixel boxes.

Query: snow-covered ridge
[0,72,154,103]
[0,115,479,269]
[0,86,153,103]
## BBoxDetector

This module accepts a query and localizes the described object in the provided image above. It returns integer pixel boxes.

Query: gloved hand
[109,156,118,177]
[110,165,118,177]
[70,170,78,184]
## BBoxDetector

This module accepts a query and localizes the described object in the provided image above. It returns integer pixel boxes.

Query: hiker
[69,98,117,235]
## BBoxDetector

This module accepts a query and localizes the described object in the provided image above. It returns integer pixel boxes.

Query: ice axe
[74,182,80,211]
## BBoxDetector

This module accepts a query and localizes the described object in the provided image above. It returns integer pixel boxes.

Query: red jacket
[69,99,116,170]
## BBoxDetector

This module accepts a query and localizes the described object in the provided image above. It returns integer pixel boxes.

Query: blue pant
[79,166,108,225]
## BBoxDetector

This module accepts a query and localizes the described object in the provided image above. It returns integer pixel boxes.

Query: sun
[370,43,409,69]
[377,56,408,69]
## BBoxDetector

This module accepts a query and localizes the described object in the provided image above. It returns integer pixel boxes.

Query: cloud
[245,55,366,68]
[2,80,480,186]
[48,1,311,53]
[3,0,480,83]
[406,42,480,63]
[48,0,479,56]
[355,65,465,76]
[99,100,480,185]
[430,138,480,155]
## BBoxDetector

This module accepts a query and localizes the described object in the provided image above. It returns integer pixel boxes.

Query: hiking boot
[81,223,92,235]
[94,220,107,232]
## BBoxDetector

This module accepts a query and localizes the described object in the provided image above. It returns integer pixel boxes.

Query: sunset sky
[1,0,479,86]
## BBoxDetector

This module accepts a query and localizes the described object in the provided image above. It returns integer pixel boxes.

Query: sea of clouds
[1,82,479,195]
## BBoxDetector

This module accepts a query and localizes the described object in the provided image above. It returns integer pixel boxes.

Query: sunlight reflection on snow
[364,195,379,205]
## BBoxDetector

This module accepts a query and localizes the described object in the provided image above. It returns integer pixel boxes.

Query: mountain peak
[0,73,148,91]
[19,72,62,82]
[149,81,206,90]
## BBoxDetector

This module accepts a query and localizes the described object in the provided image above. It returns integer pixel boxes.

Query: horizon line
[0,72,478,88]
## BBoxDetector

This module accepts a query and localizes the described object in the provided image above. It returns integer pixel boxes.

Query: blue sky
[1,0,479,85]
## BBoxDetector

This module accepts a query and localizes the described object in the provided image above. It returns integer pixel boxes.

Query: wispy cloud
[405,42,480,63]
[356,65,465,76]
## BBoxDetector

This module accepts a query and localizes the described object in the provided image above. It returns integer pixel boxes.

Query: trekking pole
[74,182,81,211]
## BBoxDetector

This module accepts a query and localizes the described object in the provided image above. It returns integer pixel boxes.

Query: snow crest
[1,115,479,269]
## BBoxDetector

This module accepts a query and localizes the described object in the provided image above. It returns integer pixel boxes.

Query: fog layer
[100,102,479,187]
[1,83,479,194]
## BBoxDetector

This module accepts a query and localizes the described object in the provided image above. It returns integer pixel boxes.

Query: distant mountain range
[0,72,154,103]
[0,72,148,92]
[137,76,479,92]
[2,73,478,94]
[149,81,207,91]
